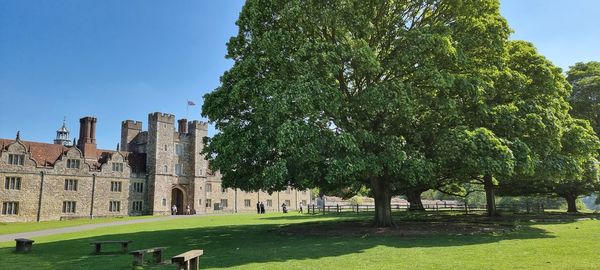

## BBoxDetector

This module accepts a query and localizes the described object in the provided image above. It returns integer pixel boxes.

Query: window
[67,159,80,169]
[206,183,212,192]
[162,198,167,206]
[133,182,144,193]
[175,164,182,175]
[132,201,143,212]
[285,200,291,206]
[220,199,228,208]
[267,199,272,207]
[8,154,24,165]
[111,181,122,192]
[176,144,184,156]
[198,199,202,206]
[222,187,227,193]
[244,199,251,207]
[112,162,123,172]
[109,201,121,212]
[2,202,18,215]
[62,201,76,213]
[205,199,212,208]
[64,179,78,191]
[164,165,168,173]
[164,144,167,151]
[5,177,21,190]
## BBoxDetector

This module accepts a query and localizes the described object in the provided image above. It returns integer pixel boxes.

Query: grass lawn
[1,212,599,270]
[0,215,155,235]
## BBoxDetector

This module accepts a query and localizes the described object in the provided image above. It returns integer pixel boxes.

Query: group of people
[255,202,296,214]
[171,204,192,215]
[256,202,266,214]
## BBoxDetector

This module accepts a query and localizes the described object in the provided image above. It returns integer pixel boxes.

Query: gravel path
[0,214,203,243]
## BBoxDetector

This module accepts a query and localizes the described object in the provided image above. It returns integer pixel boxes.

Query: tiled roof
[0,138,146,171]
[0,139,68,166]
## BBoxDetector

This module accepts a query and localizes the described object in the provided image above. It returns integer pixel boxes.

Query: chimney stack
[178,119,188,134]
[77,117,97,157]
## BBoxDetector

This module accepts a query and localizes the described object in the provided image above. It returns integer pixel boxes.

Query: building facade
[0,113,310,222]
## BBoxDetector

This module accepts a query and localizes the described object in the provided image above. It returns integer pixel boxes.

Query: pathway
[0,214,204,243]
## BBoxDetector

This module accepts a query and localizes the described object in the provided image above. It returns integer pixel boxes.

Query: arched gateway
[171,187,185,215]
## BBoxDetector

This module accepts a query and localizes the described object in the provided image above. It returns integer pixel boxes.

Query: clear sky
[0,0,599,150]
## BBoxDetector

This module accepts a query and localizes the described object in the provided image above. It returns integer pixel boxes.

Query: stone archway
[171,187,185,215]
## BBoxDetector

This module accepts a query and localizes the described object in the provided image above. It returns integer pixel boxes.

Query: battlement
[148,112,175,124]
[122,120,142,130]
[188,120,209,131]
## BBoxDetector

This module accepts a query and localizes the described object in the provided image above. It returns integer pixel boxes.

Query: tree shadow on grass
[0,214,570,270]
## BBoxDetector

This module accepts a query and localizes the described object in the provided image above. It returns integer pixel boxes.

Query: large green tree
[567,61,600,134]
[550,119,600,212]
[202,0,510,226]
[439,41,572,216]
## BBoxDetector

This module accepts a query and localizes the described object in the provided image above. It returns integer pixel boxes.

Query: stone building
[0,113,311,222]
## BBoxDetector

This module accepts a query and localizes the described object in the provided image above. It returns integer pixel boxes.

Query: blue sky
[0,0,599,150]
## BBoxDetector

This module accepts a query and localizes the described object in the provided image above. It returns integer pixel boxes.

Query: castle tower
[188,120,209,213]
[53,118,72,146]
[121,120,142,152]
[147,112,176,214]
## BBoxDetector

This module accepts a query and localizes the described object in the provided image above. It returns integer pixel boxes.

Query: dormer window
[112,163,124,172]
[67,159,80,169]
[8,154,24,165]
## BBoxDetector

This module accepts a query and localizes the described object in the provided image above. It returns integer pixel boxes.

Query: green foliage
[348,196,364,205]
[203,0,512,225]
[567,61,600,135]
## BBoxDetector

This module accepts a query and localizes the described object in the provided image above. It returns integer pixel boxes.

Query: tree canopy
[202,0,599,225]
[567,62,600,136]
[203,0,512,226]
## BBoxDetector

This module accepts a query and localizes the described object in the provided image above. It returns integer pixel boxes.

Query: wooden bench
[89,240,132,254]
[129,246,166,266]
[171,250,204,270]
[15,238,34,252]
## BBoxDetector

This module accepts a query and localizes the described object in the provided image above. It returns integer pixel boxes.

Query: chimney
[178,119,188,134]
[77,117,97,157]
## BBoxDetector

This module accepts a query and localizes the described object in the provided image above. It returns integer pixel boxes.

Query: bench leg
[174,261,186,270]
[132,254,145,266]
[153,250,163,264]
[94,244,101,254]
[15,242,24,252]
[190,257,199,270]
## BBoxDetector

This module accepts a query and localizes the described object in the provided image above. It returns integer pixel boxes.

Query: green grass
[1,212,599,269]
[0,215,154,235]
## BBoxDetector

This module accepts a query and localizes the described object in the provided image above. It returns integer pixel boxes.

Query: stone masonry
[0,113,311,222]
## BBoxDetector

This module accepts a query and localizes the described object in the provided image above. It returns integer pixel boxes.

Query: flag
[187,100,196,106]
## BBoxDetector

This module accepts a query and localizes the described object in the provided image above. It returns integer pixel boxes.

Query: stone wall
[1,112,312,222]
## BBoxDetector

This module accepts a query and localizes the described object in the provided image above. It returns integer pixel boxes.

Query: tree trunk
[483,174,497,217]
[370,177,394,227]
[406,190,425,211]
[565,195,578,213]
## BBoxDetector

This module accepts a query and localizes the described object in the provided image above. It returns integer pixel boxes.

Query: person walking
[299,203,303,213]
[256,202,260,214]
[260,201,265,214]
[186,204,191,215]
[171,204,178,215]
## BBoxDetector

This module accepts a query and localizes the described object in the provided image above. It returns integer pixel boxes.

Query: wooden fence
[306,202,549,214]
